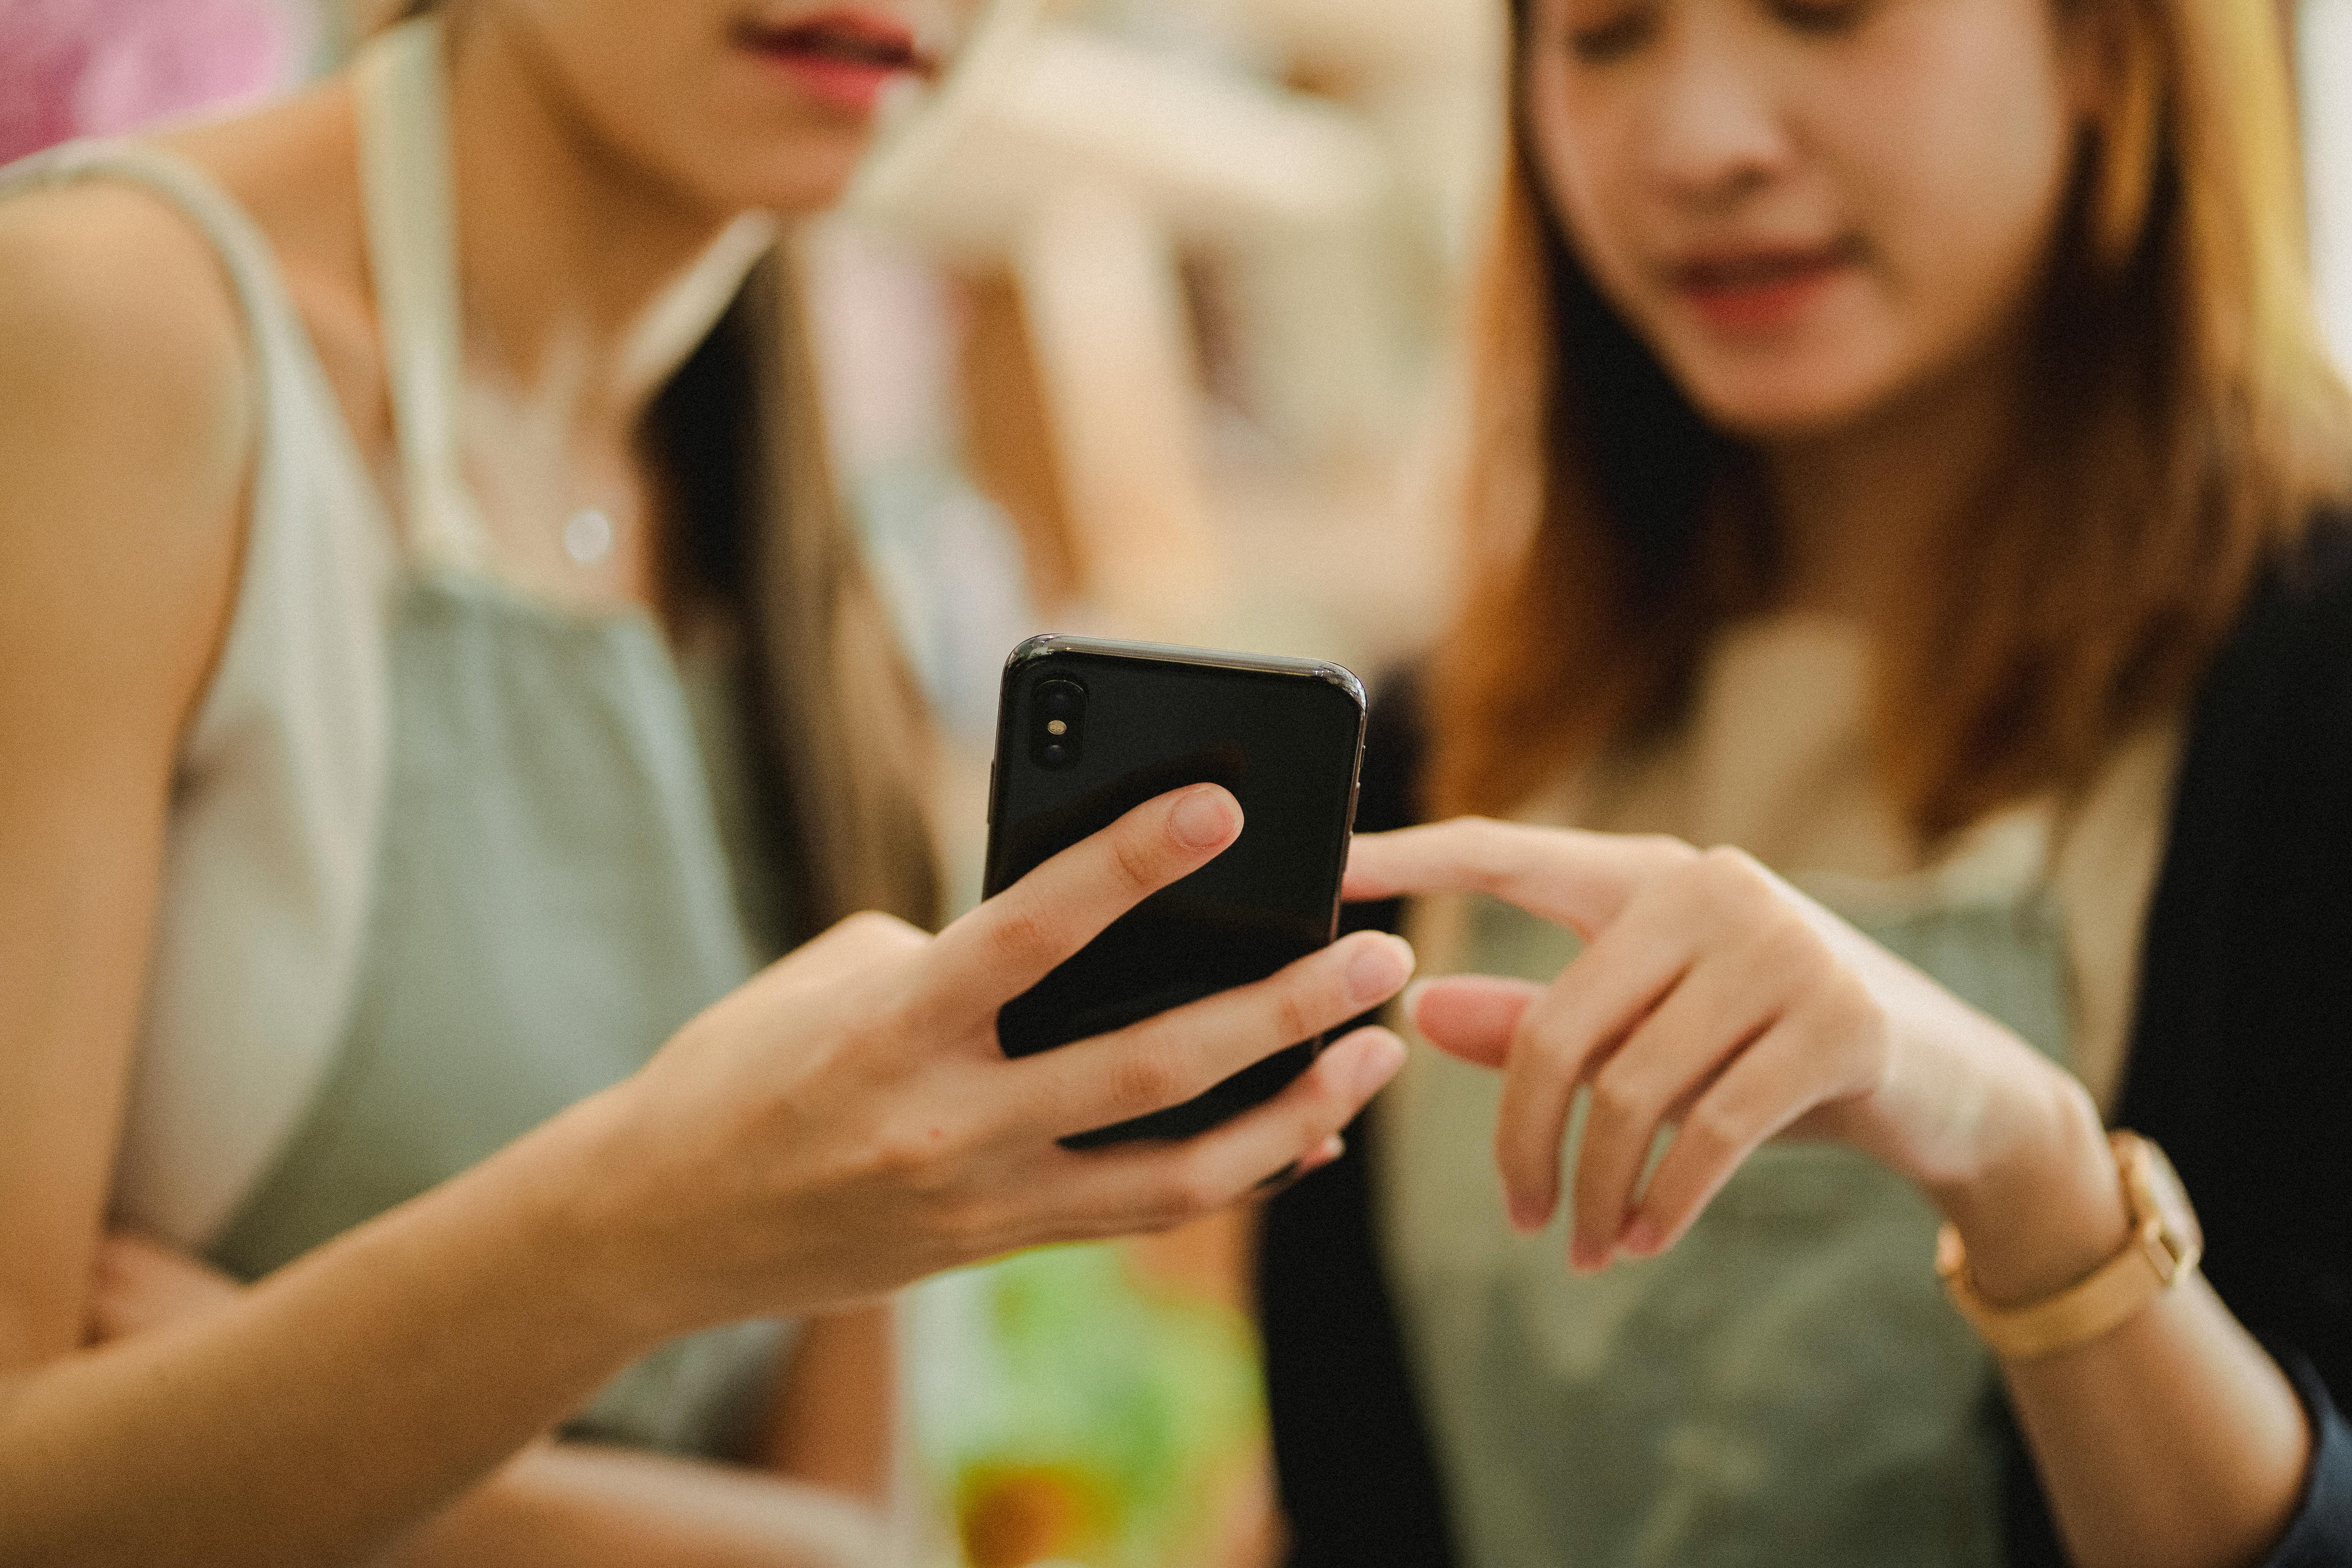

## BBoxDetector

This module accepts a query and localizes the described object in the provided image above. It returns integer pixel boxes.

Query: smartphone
[982,635,1369,1147]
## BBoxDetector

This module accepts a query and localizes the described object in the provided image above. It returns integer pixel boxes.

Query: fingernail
[1171,786,1238,850]
[1304,1133,1346,1170]
[1347,935,1415,1008]
[1568,1234,1607,1272]
[1398,978,1431,1032]
[1352,1033,1406,1097]
[1621,1216,1663,1256]
[1508,1192,1548,1234]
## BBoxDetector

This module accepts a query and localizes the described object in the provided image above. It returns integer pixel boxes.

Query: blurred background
[3,0,2340,1561]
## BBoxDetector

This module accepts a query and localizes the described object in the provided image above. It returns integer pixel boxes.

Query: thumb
[1404,975,1545,1069]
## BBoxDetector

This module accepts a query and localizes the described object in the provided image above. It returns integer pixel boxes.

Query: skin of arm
[378,1444,885,1568]
[754,1305,894,1500]
[0,183,252,1390]
[0,184,1415,1565]
[0,771,1408,1568]
[1,750,1408,1564]
[85,1234,891,1568]
[1346,818,2307,1568]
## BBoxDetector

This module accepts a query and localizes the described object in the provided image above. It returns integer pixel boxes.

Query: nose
[1637,7,1794,212]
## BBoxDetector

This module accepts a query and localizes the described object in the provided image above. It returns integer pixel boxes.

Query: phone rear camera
[1032,678,1087,769]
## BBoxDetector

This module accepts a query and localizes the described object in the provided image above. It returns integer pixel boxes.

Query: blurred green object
[912,1241,1267,1568]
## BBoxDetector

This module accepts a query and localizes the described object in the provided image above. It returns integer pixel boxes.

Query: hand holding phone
[983,635,1370,1145]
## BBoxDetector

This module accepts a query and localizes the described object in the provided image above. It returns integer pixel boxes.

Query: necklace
[562,505,616,567]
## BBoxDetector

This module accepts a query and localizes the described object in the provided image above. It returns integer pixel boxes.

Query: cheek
[508,2,711,162]
[1829,13,2077,373]
[1525,61,1649,312]
[1733,16,2076,430]
[512,0,875,217]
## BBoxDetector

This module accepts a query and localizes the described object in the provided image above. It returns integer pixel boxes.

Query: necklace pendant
[563,507,615,566]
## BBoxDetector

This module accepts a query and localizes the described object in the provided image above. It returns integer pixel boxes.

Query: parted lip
[1663,236,1865,293]
[730,7,939,78]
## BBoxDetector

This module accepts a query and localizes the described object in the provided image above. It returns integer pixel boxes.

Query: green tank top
[206,574,797,1458]
[187,19,802,1460]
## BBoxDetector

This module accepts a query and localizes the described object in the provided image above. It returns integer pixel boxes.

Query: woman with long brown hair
[1260,0,2352,1563]
[0,0,1418,1559]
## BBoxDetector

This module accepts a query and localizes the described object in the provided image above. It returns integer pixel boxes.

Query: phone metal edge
[1004,632,1368,710]
[986,633,1371,904]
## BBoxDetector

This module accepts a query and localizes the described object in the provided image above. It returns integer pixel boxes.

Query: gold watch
[1936,1131,2203,1362]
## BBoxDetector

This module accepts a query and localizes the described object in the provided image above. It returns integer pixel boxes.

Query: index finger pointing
[1342,818,1686,936]
[923,784,1243,1018]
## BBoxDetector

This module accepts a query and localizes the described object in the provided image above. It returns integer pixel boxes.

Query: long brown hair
[1431,0,2352,842]
[653,258,940,936]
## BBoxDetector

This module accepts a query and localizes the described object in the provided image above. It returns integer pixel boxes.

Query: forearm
[2004,1278,2308,1568]
[375,1443,883,1568]
[0,1105,660,1566]
[1934,1074,2307,1568]
[755,1304,894,1499]
[0,789,1406,1563]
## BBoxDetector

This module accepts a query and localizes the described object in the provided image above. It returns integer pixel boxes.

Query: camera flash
[1047,719,1068,735]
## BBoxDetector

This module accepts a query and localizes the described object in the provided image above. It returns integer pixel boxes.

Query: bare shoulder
[0,175,252,731]
[0,178,262,1366]
[0,175,255,502]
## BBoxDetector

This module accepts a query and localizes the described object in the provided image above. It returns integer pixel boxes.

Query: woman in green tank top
[0,0,1418,1560]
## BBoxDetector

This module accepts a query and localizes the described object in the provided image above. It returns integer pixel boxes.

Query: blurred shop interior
[4,0,2347,1563]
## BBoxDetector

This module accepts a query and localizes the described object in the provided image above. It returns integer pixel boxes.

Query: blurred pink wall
[0,0,305,165]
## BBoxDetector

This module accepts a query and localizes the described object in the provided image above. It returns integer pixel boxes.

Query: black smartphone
[982,634,1369,1147]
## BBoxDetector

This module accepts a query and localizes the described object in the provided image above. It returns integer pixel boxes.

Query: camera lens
[1032,678,1086,769]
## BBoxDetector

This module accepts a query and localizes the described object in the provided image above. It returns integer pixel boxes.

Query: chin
[743,171,859,217]
[1674,355,1908,443]
[695,147,866,218]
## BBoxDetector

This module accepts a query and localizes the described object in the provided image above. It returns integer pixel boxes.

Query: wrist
[1926,1063,2131,1307]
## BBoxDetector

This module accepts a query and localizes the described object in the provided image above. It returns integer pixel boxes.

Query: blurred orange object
[958,1461,1116,1568]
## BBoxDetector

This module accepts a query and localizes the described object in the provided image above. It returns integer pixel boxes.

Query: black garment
[1257,532,2352,1566]
[1260,678,1454,1568]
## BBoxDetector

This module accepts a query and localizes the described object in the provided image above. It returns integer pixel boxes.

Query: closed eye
[1566,5,1658,65]
[1768,0,1870,36]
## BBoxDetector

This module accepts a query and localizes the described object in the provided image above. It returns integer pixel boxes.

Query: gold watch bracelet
[1935,1131,2203,1363]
